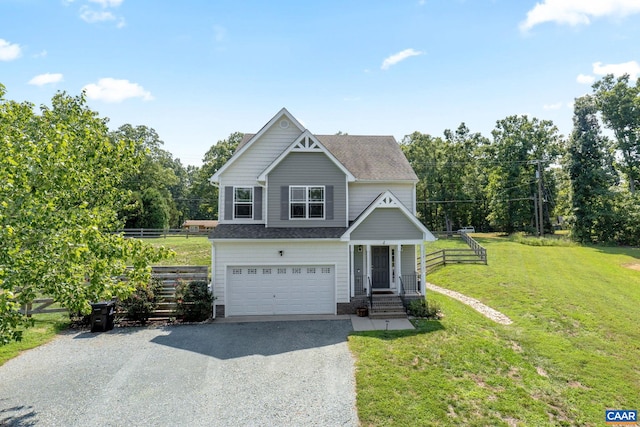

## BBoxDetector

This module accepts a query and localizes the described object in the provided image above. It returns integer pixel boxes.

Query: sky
[1,0,640,166]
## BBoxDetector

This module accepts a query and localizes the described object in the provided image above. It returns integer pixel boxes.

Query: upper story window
[234,187,253,219]
[290,186,324,219]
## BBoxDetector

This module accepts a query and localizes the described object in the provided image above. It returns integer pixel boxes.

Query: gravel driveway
[0,320,358,427]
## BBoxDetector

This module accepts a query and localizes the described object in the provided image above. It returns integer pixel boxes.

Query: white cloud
[89,0,123,7]
[543,102,563,110]
[0,39,22,61]
[83,78,154,103]
[33,50,48,58]
[80,6,116,23]
[576,73,595,84]
[28,73,64,86]
[592,60,640,79]
[520,0,640,32]
[381,48,424,70]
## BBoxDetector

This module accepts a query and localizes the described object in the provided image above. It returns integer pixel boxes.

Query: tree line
[401,74,640,245]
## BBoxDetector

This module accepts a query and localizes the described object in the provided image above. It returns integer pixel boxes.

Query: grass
[0,312,69,366]
[349,234,640,426]
[141,235,211,266]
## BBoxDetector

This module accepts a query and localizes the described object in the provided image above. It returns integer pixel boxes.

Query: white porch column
[210,243,216,319]
[396,244,402,291]
[420,242,426,294]
[349,244,355,298]
[366,244,372,295]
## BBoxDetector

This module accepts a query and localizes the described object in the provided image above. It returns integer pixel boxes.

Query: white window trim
[289,185,325,220]
[233,186,253,219]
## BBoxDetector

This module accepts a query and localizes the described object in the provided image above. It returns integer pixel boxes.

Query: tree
[188,132,243,219]
[401,126,489,232]
[113,124,184,228]
[485,115,562,233]
[564,96,617,243]
[0,85,170,344]
[593,74,640,193]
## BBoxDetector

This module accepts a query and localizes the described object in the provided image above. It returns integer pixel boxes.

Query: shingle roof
[210,224,347,239]
[316,135,417,181]
[236,133,417,181]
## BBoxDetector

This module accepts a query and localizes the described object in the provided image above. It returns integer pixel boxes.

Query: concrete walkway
[214,314,415,331]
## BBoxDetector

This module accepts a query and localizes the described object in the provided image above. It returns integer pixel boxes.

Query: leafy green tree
[188,132,243,219]
[564,96,617,243]
[114,124,184,228]
[485,115,562,233]
[593,74,640,193]
[401,125,489,231]
[0,85,170,344]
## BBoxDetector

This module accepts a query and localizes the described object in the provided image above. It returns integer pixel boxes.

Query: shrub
[175,280,213,322]
[118,278,163,323]
[407,299,442,319]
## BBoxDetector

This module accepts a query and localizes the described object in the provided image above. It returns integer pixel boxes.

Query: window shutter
[224,186,233,220]
[326,185,334,220]
[280,186,288,220]
[253,186,263,220]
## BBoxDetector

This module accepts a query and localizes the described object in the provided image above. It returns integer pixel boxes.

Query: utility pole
[536,160,544,237]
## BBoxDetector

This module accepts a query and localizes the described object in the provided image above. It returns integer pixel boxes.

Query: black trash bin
[90,301,115,332]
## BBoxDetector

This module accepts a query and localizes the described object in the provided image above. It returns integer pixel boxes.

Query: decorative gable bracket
[293,135,323,151]
[376,194,398,208]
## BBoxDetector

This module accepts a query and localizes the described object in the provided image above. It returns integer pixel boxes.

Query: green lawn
[141,235,211,266]
[349,234,640,426]
[0,312,69,366]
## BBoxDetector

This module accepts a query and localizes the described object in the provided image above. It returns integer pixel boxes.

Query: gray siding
[267,152,347,227]
[401,245,416,274]
[351,208,423,240]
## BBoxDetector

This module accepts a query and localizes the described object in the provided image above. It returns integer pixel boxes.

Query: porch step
[369,295,407,319]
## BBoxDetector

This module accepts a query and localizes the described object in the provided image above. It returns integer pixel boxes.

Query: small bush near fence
[407,299,442,320]
[175,280,214,322]
[118,278,164,324]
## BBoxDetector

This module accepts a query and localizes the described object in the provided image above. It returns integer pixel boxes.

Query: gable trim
[341,191,436,241]
[257,130,356,182]
[210,108,305,183]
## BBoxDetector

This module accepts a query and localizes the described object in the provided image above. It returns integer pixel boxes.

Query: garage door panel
[227,265,334,316]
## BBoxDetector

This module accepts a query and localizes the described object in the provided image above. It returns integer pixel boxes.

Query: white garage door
[226,265,335,316]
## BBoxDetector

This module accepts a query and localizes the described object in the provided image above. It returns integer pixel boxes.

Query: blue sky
[1,0,640,166]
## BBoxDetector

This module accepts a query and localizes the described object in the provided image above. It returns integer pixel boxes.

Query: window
[247,268,257,275]
[290,186,324,219]
[234,187,253,219]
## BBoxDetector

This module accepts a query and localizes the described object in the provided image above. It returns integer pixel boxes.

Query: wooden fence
[420,233,487,275]
[149,266,209,318]
[116,228,211,238]
[20,266,209,318]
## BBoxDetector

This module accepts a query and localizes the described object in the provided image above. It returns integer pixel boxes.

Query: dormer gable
[257,130,356,183]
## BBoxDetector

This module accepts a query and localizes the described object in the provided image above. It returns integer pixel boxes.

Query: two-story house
[208,108,435,317]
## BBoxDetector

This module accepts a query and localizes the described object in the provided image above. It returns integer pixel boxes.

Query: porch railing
[368,276,373,309]
[400,274,419,295]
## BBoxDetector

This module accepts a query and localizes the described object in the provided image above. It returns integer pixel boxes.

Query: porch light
[358,245,362,252]
[279,250,284,256]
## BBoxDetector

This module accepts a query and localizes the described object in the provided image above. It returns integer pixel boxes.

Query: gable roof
[210,108,304,183]
[215,109,418,183]
[257,130,356,182]
[341,191,436,241]
[235,133,417,182]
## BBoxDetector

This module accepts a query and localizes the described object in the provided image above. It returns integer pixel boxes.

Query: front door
[371,246,390,289]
